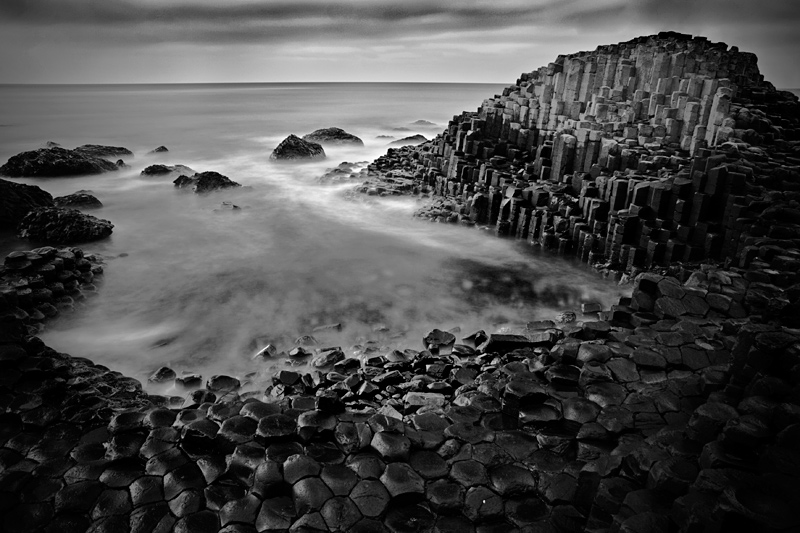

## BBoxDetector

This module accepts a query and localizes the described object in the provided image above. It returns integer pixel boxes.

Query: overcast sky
[1,0,798,87]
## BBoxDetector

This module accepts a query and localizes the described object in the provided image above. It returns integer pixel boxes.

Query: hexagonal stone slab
[379,463,424,500]
[321,464,358,496]
[349,479,390,517]
[293,476,334,514]
[255,497,295,531]
[321,496,362,532]
[370,431,411,461]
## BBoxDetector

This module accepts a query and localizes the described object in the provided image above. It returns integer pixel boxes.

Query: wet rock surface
[0,178,54,229]
[303,127,364,146]
[270,134,326,161]
[141,164,195,176]
[0,147,119,177]
[53,191,103,210]
[3,32,800,533]
[17,207,114,243]
[173,171,242,193]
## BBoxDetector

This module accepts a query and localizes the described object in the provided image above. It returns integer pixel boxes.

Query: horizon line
[0,80,510,87]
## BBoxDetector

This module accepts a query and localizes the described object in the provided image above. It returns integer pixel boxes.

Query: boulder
[269,135,326,161]
[303,127,364,146]
[0,178,53,229]
[74,144,134,159]
[142,164,195,176]
[149,146,169,154]
[53,191,103,209]
[173,172,241,193]
[0,147,118,177]
[388,135,427,147]
[17,207,113,243]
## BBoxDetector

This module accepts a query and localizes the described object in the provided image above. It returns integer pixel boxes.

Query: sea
[0,82,628,392]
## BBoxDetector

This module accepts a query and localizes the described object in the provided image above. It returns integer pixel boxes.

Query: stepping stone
[577,344,612,365]
[305,441,346,464]
[163,462,206,500]
[91,488,132,520]
[562,397,601,423]
[450,459,489,487]
[463,486,503,521]
[434,515,475,533]
[379,462,424,500]
[334,421,370,454]
[129,502,171,533]
[173,510,219,533]
[283,453,321,484]
[296,410,336,441]
[346,453,386,480]
[251,461,283,498]
[255,497,295,531]
[321,496,362,532]
[219,494,261,527]
[257,414,297,441]
[218,416,257,444]
[168,489,203,518]
[370,431,411,461]
[383,503,435,533]
[320,464,358,496]
[444,422,493,444]
[143,408,177,429]
[240,401,281,421]
[293,477,333,513]
[129,475,163,507]
[408,450,448,479]
[426,479,464,512]
[266,441,304,463]
[505,495,550,526]
[585,382,628,408]
[350,479,391,517]
[489,463,537,496]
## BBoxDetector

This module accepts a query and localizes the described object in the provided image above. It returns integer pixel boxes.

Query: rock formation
[0,147,119,177]
[17,207,114,243]
[270,134,326,161]
[74,144,133,159]
[303,127,364,146]
[173,171,242,193]
[388,134,427,146]
[53,191,103,209]
[0,178,53,229]
[1,32,799,533]
[141,164,195,176]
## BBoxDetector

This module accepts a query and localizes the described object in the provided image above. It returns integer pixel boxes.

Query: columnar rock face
[362,32,799,281]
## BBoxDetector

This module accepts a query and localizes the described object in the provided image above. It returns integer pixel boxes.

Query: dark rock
[478,334,536,354]
[270,134,326,161]
[53,192,103,209]
[18,207,113,243]
[463,486,503,521]
[388,135,427,147]
[173,171,241,193]
[303,127,364,146]
[74,144,133,159]
[0,147,118,177]
[293,476,333,514]
[383,503,434,533]
[350,479,390,517]
[370,431,411,461]
[149,146,169,153]
[320,496,362,532]
[450,459,489,487]
[379,462,425,500]
[141,164,194,176]
[0,178,53,229]
[148,366,176,384]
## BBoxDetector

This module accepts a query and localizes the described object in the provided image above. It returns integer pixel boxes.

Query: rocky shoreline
[1,32,800,533]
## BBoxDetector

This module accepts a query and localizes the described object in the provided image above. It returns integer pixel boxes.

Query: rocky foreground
[2,32,800,533]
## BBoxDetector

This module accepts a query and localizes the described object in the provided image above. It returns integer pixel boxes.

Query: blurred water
[0,83,627,388]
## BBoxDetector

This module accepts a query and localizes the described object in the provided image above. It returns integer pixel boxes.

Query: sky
[0,0,798,87]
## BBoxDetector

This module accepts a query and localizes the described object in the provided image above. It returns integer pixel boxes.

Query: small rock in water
[312,348,345,368]
[556,311,577,323]
[175,374,203,390]
[173,171,241,193]
[148,367,177,384]
[149,146,169,153]
[17,207,113,243]
[206,375,241,392]
[269,134,326,161]
[253,344,278,359]
[302,127,364,146]
[53,191,103,209]
[295,335,318,346]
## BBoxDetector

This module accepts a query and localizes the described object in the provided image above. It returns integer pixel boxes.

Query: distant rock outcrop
[173,171,241,193]
[149,146,169,154]
[0,147,119,177]
[303,127,364,146]
[74,144,133,159]
[17,207,113,243]
[53,191,103,209]
[141,164,195,176]
[0,178,53,229]
[388,134,427,146]
[270,134,326,161]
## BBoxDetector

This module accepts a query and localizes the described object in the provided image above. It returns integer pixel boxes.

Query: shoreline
[2,32,800,532]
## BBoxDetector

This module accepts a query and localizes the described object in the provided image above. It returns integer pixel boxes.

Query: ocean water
[0,83,626,391]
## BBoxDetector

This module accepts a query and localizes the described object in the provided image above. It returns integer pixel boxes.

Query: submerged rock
[0,178,53,229]
[74,144,134,159]
[388,135,427,147]
[54,191,103,209]
[17,206,113,243]
[173,171,241,193]
[303,127,364,146]
[270,135,326,161]
[0,147,118,177]
[141,164,195,176]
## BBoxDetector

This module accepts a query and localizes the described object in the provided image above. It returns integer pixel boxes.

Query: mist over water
[0,83,627,390]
